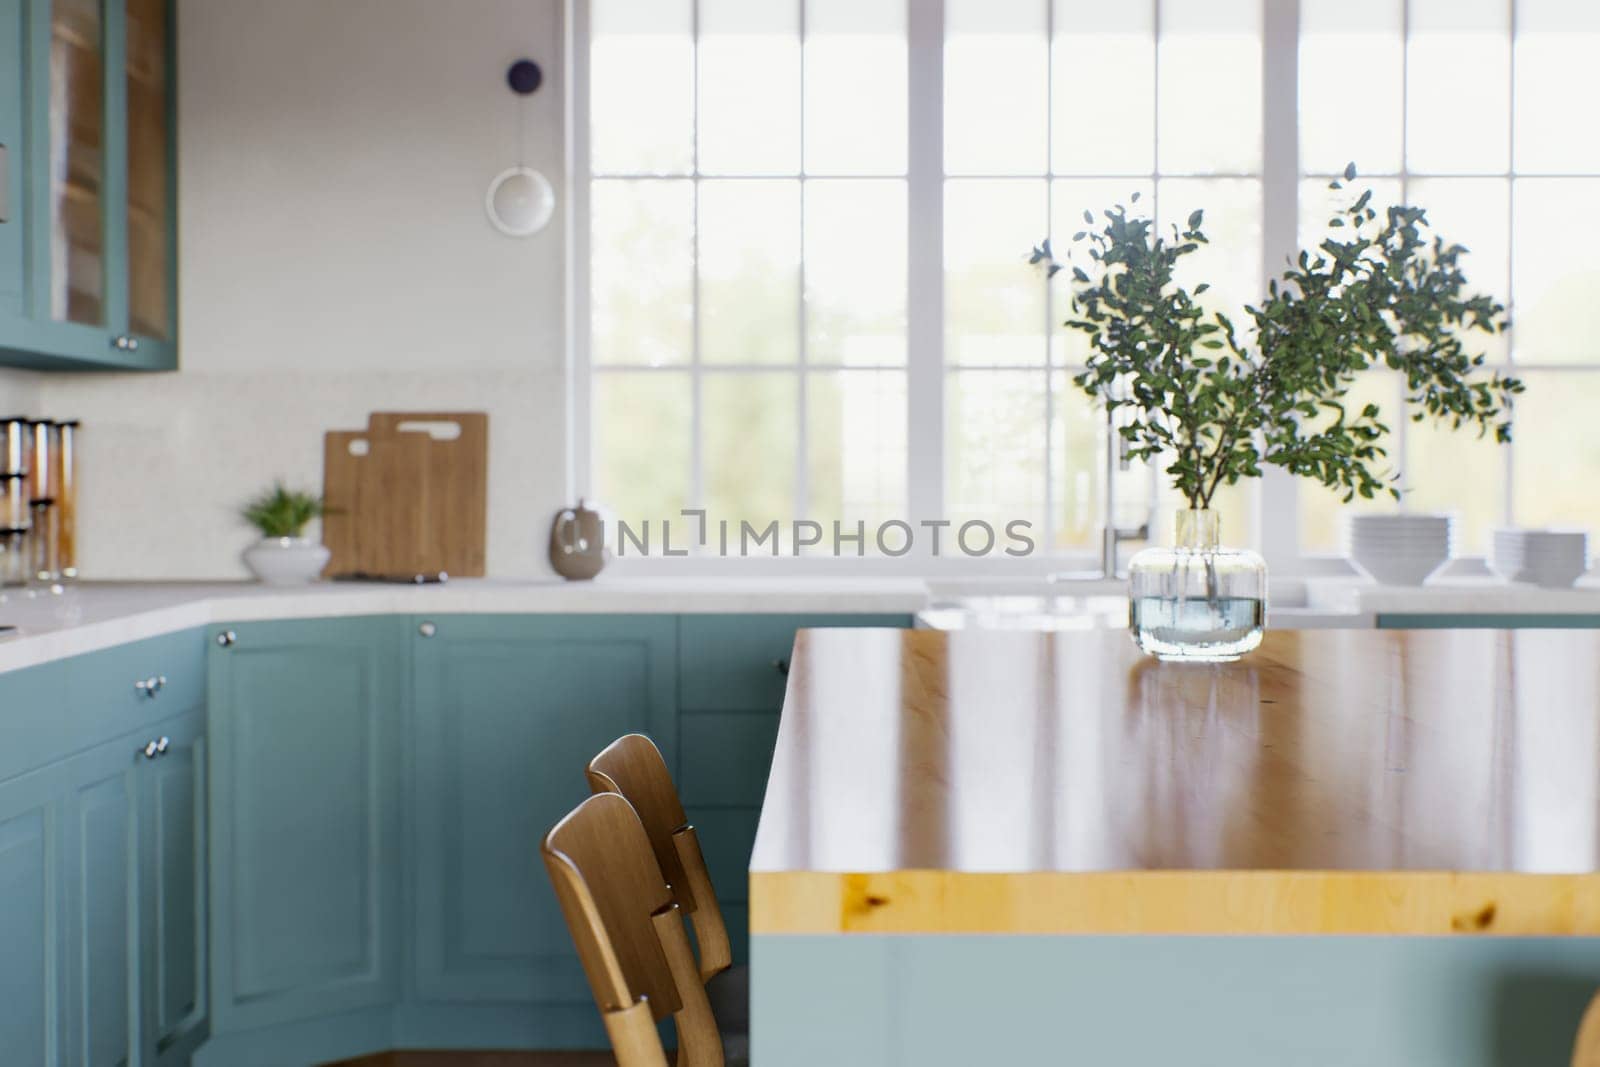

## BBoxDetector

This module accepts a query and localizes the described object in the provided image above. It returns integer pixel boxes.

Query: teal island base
[752,934,1600,1066]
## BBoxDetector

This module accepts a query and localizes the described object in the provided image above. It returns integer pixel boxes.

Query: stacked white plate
[1489,529,1589,588]
[1345,513,1453,586]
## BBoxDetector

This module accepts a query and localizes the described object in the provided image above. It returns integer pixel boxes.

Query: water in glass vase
[1126,509,1268,662]
[1130,595,1265,662]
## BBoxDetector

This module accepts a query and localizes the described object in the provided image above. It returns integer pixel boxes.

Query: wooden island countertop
[749,627,1600,936]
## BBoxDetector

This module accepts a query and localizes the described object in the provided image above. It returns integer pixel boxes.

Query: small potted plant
[240,483,329,585]
[1034,164,1523,661]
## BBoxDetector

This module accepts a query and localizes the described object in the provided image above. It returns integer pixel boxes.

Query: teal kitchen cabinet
[408,614,676,1039]
[0,0,177,370]
[676,613,911,967]
[0,635,206,1067]
[189,609,907,1060]
[205,617,404,1039]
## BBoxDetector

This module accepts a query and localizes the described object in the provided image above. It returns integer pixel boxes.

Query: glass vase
[1128,509,1266,662]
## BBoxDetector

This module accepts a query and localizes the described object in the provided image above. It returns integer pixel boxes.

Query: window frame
[571,0,1572,575]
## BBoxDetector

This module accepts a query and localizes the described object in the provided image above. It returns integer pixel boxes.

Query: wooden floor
[327,1054,617,1067]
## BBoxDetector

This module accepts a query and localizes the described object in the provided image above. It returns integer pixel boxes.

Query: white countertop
[1304,576,1600,615]
[0,578,930,673]
[2,573,1596,675]
[914,595,1374,631]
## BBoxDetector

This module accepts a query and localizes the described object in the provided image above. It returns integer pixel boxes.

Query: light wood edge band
[750,870,1600,937]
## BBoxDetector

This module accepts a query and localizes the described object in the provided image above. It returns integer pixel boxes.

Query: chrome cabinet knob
[128,337,139,351]
[134,675,167,698]
[216,630,236,647]
[418,621,437,638]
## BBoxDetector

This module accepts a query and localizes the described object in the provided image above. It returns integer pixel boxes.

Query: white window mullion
[795,0,810,523]
[1042,0,1056,553]
[906,0,946,530]
[1503,0,1518,528]
[1257,0,1301,568]
[567,0,593,501]
[689,0,705,513]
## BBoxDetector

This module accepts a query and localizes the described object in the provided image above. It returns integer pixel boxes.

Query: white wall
[0,369,39,418]
[37,0,570,578]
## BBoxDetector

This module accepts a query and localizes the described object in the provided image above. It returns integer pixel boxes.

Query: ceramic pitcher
[549,499,606,581]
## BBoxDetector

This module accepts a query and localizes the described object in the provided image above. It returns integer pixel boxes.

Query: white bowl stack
[1345,513,1453,586]
[1489,529,1589,588]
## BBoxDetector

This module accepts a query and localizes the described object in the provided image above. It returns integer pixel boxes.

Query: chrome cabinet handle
[139,736,170,760]
[216,630,236,647]
[134,675,167,698]
[418,621,437,638]
[771,658,789,677]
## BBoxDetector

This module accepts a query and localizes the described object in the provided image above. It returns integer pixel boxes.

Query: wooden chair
[1575,990,1600,1066]
[587,735,748,1034]
[542,793,738,1067]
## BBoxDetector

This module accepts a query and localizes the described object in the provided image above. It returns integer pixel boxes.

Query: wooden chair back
[542,793,724,1067]
[587,734,733,980]
[1575,990,1600,1067]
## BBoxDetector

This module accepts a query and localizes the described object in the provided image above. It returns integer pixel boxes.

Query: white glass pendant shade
[486,166,555,236]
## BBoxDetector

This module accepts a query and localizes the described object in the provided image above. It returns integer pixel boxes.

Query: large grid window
[944,0,1261,552]
[582,0,1600,566]
[587,0,911,544]
[1298,0,1600,555]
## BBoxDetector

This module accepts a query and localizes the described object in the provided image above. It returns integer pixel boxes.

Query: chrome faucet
[1047,401,1155,584]
[1098,403,1153,579]
[1101,519,1150,579]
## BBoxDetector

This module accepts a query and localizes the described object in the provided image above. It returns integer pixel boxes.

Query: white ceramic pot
[242,537,331,585]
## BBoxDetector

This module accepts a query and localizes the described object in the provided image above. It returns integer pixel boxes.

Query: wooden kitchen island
[749,628,1600,1066]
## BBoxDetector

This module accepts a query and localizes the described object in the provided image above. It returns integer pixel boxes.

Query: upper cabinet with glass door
[0,0,176,370]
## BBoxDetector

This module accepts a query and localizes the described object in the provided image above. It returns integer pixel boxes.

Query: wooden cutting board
[320,430,370,576]
[321,412,489,578]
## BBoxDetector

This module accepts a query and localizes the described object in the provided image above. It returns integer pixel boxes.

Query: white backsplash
[0,369,40,417]
[37,369,563,579]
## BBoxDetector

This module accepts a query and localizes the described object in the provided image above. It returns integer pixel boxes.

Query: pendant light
[486,59,555,237]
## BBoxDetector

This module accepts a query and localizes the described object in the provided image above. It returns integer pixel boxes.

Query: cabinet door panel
[0,0,23,315]
[686,807,760,907]
[122,0,171,344]
[412,615,676,1002]
[207,618,401,1032]
[66,759,135,1067]
[140,710,204,1064]
[46,0,107,330]
[0,771,56,1066]
[679,711,780,807]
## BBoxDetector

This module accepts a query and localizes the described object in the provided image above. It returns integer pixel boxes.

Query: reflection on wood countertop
[749,627,1600,935]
